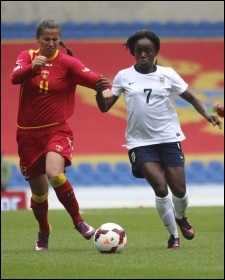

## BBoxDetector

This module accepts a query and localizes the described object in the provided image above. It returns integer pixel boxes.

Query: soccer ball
[94,222,127,253]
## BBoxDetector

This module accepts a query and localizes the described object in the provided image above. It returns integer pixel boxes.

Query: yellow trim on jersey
[28,49,59,62]
[17,121,62,130]
[46,49,59,61]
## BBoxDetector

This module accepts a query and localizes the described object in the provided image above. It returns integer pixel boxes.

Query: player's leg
[140,161,180,249]
[162,142,195,240]
[29,174,51,250]
[46,151,95,240]
[164,166,195,240]
[17,129,51,250]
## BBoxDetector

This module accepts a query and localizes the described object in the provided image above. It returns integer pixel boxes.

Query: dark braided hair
[123,30,160,56]
[36,19,73,56]
[59,41,73,57]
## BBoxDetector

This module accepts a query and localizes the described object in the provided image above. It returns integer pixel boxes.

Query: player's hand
[206,115,222,129]
[32,55,47,71]
[213,103,224,118]
[96,76,111,92]
[102,88,114,99]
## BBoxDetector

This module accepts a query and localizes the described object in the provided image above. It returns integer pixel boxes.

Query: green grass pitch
[1,207,224,279]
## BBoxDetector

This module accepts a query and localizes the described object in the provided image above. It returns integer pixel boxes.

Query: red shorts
[17,122,74,180]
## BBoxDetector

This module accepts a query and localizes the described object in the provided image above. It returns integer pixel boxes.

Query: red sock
[53,180,83,225]
[30,198,50,233]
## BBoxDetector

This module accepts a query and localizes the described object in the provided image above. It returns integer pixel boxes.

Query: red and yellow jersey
[11,49,101,128]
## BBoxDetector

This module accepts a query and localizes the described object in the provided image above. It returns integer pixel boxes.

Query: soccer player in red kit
[11,19,110,251]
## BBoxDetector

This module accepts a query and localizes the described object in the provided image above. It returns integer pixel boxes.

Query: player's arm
[95,76,118,112]
[180,88,222,129]
[96,72,122,112]
[11,51,41,84]
[96,88,119,112]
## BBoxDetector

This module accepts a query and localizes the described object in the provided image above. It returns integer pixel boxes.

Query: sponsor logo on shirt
[13,65,22,72]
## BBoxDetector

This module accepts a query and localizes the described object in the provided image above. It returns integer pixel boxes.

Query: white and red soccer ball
[94,222,127,253]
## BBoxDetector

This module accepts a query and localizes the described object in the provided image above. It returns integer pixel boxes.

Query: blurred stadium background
[1,1,224,208]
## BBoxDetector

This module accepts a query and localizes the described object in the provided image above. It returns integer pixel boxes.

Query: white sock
[172,192,189,219]
[155,194,178,238]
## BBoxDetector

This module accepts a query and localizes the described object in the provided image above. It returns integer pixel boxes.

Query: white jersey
[111,65,188,150]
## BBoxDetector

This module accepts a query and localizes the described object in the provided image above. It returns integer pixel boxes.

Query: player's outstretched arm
[96,89,118,112]
[180,89,222,129]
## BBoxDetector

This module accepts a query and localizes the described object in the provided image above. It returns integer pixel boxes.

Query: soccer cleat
[167,235,180,250]
[175,215,195,240]
[75,221,95,240]
[34,226,51,251]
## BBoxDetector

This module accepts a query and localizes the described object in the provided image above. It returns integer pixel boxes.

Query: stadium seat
[111,21,131,37]
[26,21,39,30]
[10,22,28,38]
[61,21,78,39]
[188,161,205,172]
[1,21,224,39]
[75,21,95,38]
[66,164,76,174]
[207,161,224,172]
[1,22,11,38]
[74,174,97,186]
[114,162,131,173]
[129,21,146,33]
[205,172,224,184]
[77,162,94,173]
[93,21,112,37]
[65,165,77,185]
[61,21,77,30]
[146,21,163,32]
[91,170,115,186]
[25,21,38,37]
[112,172,134,185]
[114,162,132,182]
[204,161,224,184]
[7,164,27,188]
[74,162,95,185]
[96,162,112,174]
[185,164,208,184]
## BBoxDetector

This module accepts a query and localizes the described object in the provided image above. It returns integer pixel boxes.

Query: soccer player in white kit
[96,30,222,249]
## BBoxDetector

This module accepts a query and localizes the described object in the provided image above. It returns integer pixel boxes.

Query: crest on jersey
[41,70,49,79]
[20,165,29,179]
[158,75,165,86]
[56,145,63,152]
[82,67,90,72]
